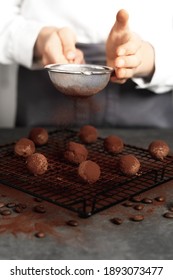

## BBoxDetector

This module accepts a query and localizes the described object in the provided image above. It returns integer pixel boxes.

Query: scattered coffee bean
[34,205,46,213]
[14,205,24,213]
[155,196,165,202]
[130,214,144,222]
[111,217,123,225]
[134,204,144,211]
[142,198,153,204]
[168,206,173,212]
[6,202,16,208]
[1,209,12,216]
[0,202,5,208]
[163,212,173,219]
[66,220,78,227]
[122,201,134,207]
[17,203,27,209]
[14,203,27,213]
[130,197,141,203]
[35,232,46,238]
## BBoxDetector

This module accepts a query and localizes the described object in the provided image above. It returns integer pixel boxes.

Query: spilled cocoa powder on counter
[0,183,79,240]
[1,178,173,238]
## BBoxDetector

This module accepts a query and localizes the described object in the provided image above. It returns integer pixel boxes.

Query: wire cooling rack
[0,129,173,218]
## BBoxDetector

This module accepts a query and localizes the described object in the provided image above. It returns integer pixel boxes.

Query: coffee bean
[155,196,165,202]
[130,197,141,203]
[14,203,27,213]
[0,202,5,208]
[142,198,153,204]
[66,220,78,227]
[1,209,12,216]
[122,201,134,207]
[163,212,173,219]
[35,232,46,238]
[34,205,46,213]
[130,214,144,222]
[111,217,123,225]
[6,202,16,208]
[14,206,24,213]
[18,203,27,209]
[134,204,144,211]
[168,206,173,212]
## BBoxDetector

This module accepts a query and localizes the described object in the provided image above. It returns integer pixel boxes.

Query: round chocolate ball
[14,138,35,157]
[148,140,170,160]
[78,125,98,144]
[118,154,140,176]
[26,153,48,175]
[104,135,124,153]
[29,127,49,146]
[64,141,88,164]
[78,160,101,184]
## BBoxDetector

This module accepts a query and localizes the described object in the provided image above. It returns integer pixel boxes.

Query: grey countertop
[0,127,173,260]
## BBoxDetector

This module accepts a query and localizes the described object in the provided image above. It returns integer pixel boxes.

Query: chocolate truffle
[78,125,98,144]
[29,127,49,146]
[104,135,124,153]
[64,141,88,164]
[78,160,101,183]
[148,140,170,160]
[118,154,140,176]
[26,153,48,175]
[14,138,35,157]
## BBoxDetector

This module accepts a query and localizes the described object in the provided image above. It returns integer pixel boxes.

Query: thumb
[115,9,129,30]
[58,27,77,61]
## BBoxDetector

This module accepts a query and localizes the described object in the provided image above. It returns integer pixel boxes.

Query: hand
[106,9,155,84]
[34,26,84,66]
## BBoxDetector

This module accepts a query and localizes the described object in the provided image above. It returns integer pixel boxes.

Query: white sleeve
[0,1,44,68]
[133,41,173,94]
[133,10,173,94]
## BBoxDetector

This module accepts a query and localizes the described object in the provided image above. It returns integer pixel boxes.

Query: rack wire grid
[0,129,173,218]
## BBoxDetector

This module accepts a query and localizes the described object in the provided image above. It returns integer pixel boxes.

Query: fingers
[116,67,135,80]
[112,36,142,80]
[58,27,85,63]
[111,52,141,82]
[58,27,77,62]
[40,27,84,65]
[73,49,85,64]
[111,65,138,83]
[115,54,141,69]
[42,31,68,65]
[110,76,127,84]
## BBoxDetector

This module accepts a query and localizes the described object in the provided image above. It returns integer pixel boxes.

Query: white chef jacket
[0,0,173,93]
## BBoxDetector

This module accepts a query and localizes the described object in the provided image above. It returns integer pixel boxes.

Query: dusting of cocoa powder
[0,183,70,240]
